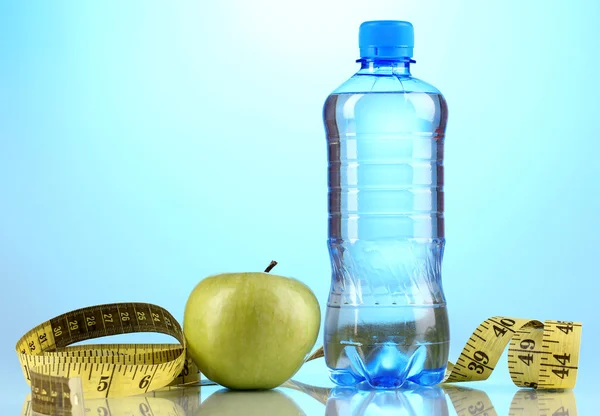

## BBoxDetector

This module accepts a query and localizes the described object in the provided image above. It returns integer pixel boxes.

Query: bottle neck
[357,59,413,76]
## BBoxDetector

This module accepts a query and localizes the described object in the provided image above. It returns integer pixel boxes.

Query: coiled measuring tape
[16,303,199,416]
[444,317,581,389]
[16,303,581,415]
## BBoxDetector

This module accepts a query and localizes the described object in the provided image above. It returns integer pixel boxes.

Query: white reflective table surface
[6,362,595,415]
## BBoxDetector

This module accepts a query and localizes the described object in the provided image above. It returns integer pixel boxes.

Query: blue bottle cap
[359,20,414,59]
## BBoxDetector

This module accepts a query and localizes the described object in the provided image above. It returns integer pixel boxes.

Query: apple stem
[264,260,278,273]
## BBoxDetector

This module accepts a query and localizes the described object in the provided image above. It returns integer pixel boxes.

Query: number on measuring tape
[17,305,581,416]
[520,339,535,349]
[553,406,569,416]
[556,321,574,334]
[493,325,507,337]
[493,318,516,338]
[467,401,484,414]
[552,367,570,379]
[17,302,198,416]
[97,376,110,392]
[139,402,153,416]
[138,375,152,390]
[180,361,189,376]
[445,316,581,389]
[553,353,570,366]
[468,362,485,374]
[473,350,489,364]
[519,353,533,366]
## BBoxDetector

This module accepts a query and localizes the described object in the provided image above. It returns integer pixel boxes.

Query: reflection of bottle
[325,385,449,416]
[324,20,450,389]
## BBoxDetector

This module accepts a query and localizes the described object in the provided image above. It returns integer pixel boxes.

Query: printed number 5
[97,376,110,392]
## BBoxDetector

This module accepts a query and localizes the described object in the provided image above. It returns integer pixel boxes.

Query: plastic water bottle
[323,20,450,388]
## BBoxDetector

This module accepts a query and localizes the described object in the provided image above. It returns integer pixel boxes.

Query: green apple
[183,263,321,390]
[196,389,306,416]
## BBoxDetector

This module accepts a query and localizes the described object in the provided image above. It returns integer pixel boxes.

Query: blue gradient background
[1,0,599,413]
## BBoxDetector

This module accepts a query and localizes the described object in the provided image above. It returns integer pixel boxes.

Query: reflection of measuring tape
[444,385,578,416]
[16,304,581,416]
[20,385,201,416]
[16,303,199,416]
[19,381,579,416]
[289,380,579,415]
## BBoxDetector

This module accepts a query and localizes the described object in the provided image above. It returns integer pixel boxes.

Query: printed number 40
[493,318,515,337]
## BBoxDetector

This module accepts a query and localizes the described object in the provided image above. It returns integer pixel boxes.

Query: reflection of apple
[184,263,321,390]
[196,389,306,416]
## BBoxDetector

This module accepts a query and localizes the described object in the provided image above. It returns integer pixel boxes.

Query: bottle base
[329,366,446,389]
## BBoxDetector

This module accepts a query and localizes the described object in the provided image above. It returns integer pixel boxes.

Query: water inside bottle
[325,91,449,388]
[325,304,449,388]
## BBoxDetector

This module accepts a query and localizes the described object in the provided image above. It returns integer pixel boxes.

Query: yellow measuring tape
[16,303,199,416]
[444,316,581,389]
[16,303,581,415]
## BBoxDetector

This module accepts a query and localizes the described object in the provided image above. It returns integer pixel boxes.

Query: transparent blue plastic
[359,20,414,59]
[325,384,448,415]
[323,56,450,389]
